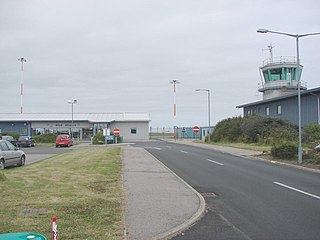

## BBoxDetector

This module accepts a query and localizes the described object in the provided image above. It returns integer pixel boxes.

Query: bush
[212,117,243,142]
[240,116,297,144]
[33,133,57,143]
[93,132,104,144]
[303,149,320,164]
[0,132,19,140]
[271,143,298,160]
[303,124,320,143]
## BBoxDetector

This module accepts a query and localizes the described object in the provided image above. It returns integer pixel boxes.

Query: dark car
[1,136,17,146]
[17,136,35,148]
[0,140,26,169]
[55,134,73,147]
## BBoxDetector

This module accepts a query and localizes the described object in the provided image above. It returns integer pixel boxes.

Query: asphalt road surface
[135,141,320,240]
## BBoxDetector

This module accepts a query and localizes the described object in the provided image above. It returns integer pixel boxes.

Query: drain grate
[201,192,217,198]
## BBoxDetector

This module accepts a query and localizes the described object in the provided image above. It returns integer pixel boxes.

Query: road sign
[113,128,120,136]
[193,125,200,133]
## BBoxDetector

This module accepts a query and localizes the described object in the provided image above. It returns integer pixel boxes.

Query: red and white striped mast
[170,80,180,117]
[18,57,27,114]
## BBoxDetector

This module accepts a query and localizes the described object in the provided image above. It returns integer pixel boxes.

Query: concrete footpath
[123,145,205,240]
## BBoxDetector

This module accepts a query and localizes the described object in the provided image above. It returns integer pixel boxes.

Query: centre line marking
[145,147,162,150]
[180,150,189,154]
[207,159,224,166]
[274,182,320,200]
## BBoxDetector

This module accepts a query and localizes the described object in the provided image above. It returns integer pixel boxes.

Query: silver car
[0,140,26,170]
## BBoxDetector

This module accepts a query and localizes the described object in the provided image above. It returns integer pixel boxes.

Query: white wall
[110,121,149,141]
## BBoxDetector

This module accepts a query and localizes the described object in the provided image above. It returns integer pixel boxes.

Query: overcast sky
[1,0,320,128]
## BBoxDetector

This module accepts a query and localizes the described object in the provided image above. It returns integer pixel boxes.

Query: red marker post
[52,216,57,240]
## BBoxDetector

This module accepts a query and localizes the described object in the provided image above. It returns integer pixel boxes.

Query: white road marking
[145,147,162,150]
[180,150,189,154]
[207,159,224,166]
[274,182,320,200]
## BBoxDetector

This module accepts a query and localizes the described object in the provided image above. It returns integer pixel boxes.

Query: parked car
[17,136,35,147]
[55,134,73,147]
[0,140,26,169]
[1,135,17,146]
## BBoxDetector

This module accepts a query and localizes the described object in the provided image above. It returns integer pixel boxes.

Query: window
[0,142,9,151]
[270,68,282,81]
[277,105,282,115]
[131,128,137,134]
[265,107,270,116]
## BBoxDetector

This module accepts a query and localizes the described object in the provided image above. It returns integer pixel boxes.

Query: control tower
[258,45,307,100]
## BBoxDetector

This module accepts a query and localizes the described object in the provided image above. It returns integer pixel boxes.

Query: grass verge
[209,142,271,152]
[0,147,123,240]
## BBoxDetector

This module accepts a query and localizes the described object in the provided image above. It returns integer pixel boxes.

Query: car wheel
[0,159,5,170]
[19,155,26,166]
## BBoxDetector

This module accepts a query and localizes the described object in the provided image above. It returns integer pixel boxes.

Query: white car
[0,140,26,169]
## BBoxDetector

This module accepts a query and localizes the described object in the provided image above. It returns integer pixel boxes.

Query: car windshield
[2,136,13,140]
[18,136,29,140]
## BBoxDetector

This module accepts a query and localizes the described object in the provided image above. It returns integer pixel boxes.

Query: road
[135,141,320,240]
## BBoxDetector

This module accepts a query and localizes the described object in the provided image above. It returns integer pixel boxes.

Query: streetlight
[170,80,180,140]
[18,57,27,114]
[257,28,320,163]
[68,99,77,139]
[196,89,211,143]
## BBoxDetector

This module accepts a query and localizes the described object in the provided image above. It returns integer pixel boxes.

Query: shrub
[271,143,298,160]
[303,124,320,143]
[93,132,104,144]
[212,117,243,142]
[33,133,57,143]
[303,149,320,164]
[240,116,297,144]
[0,132,19,140]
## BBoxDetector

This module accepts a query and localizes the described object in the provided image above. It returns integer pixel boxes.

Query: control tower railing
[262,56,297,66]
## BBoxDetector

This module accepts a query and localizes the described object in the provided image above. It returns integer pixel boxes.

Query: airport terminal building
[0,112,150,141]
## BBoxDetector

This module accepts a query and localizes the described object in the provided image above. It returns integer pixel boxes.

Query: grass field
[0,147,123,240]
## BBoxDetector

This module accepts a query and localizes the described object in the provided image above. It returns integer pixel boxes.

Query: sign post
[113,128,120,144]
[193,125,200,139]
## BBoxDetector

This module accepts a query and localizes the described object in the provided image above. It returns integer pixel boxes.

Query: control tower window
[270,68,282,81]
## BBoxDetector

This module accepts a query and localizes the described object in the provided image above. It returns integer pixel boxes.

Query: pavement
[123,139,262,240]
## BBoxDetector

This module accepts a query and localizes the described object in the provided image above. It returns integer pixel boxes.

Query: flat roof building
[0,112,150,141]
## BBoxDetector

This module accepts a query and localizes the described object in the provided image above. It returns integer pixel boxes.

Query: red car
[55,134,73,147]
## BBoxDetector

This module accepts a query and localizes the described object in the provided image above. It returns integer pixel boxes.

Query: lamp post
[68,99,77,139]
[196,89,211,143]
[257,28,320,163]
[18,57,27,114]
[170,80,180,140]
